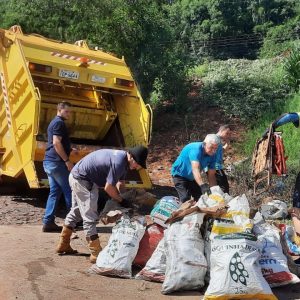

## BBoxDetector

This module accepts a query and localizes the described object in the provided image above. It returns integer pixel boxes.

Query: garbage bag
[204,233,277,300]
[261,200,288,220]
[91,217,145,278]
[135,237,166,283]
[133,223,164,267]
[161,213,207,294]
[254,223,300,287]
[196,186,232,283]
[196,185,232,208]
[210,194,253,239]
[150,196,181,228]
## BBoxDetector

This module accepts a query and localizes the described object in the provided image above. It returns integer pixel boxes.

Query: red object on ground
[134,223,164,267]
[273,134,287,176]
[264,271,294,284]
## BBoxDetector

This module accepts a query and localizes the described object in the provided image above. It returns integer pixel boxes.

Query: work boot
[56,225,77,254]
[42,222,62,233]
[88,238,102,263]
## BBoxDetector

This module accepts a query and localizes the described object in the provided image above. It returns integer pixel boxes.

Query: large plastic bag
[150,196,181,228]
[196,185,232,208]
[161,213,207,294]
[133,223,164,267]
[91,217,145,278]
[205,233,277,300]
[196,186,232,283]
[210,194,253,239]
[261,200,288,220]
[135,237,166,282]
[254,223,300,287]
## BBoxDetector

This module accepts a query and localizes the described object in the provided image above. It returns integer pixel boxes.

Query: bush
[284,45,300,91]
[259,16,300,58]
[199,59,291,122]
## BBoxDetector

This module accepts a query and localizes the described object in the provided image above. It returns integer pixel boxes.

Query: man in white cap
[171,134,220,202]
[56,146,148,263]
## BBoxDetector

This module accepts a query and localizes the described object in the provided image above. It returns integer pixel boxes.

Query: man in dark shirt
[56,146,148,263]
[42,101,73,232]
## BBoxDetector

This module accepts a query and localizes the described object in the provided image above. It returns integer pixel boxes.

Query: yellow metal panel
[114,93,152,188]
[0,37,40,185]
[114,94,151,146]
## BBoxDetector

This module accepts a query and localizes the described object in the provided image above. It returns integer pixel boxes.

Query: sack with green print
[91,217,145,278]
[204,233,277,300]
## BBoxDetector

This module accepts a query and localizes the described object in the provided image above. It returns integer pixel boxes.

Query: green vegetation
[1,0,300,111]
[198,59,290,122]
[259,16,300,58]
[0,0,190,109]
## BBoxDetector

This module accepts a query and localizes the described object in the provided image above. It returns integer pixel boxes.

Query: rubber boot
[56,225,77,254]
[88,238,102,263]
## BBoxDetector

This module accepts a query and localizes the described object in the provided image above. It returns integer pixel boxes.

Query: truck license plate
[59,69,79,80]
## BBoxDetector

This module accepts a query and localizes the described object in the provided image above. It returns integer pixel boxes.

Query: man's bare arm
[104,183,123,203]
[53,135,68,161]
[207,169,217,186]
[191,161,204,186]
[53,135,73,171]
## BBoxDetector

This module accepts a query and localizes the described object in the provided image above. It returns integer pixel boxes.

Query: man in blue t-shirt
[42,101,73,232]
[56,146,148,263]
[171,134,220,202]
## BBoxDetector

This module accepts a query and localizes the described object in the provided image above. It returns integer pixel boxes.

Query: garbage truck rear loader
[0,26,152,188]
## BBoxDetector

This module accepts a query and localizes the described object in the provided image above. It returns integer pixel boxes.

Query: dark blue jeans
[43,160,72,225]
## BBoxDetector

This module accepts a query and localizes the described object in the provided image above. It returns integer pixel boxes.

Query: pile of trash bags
[90,187,300,299]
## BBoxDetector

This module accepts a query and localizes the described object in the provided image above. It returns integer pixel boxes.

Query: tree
[0,0,190,108]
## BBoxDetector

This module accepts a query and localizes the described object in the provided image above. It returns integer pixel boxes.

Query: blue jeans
[43,160,72,225]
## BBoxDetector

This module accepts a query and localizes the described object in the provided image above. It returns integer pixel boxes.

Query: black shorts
[172,175,202,202]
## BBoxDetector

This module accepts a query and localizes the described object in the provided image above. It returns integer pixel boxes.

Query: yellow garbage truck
[0,25,152,189]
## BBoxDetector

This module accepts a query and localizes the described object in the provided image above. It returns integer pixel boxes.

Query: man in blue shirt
[42,101,73,232]
[171,134,220,202]
[56,146,148,263]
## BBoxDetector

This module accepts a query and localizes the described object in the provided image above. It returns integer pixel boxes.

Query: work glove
[120,198,133,208]
[200,183,211,195]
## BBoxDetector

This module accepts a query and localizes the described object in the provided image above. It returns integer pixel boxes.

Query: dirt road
[0,225,203,300]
